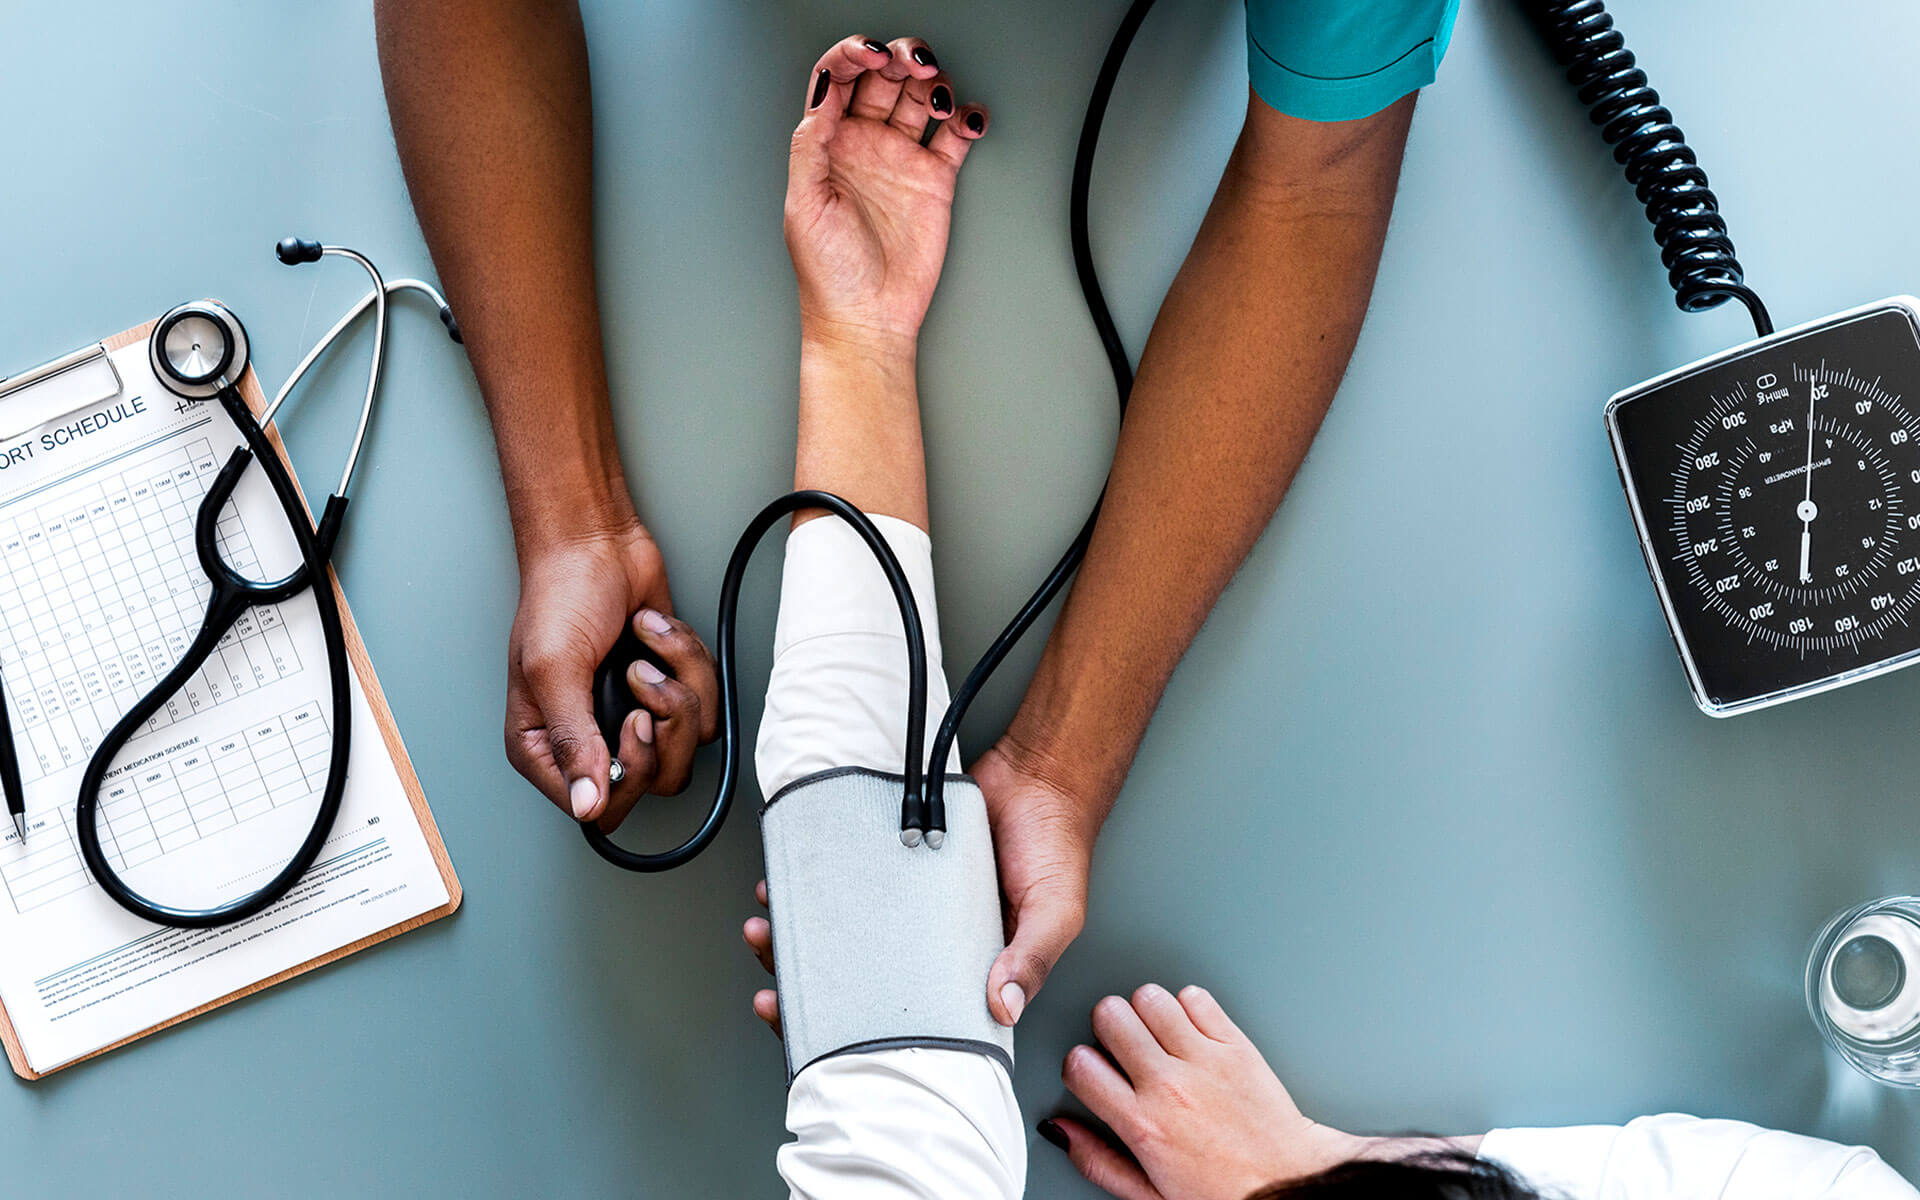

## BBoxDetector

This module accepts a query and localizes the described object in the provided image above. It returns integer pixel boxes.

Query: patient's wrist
[798,322,921,438]
[800,317,918,378]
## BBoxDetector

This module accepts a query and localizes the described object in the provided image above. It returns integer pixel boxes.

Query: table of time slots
[0,437,302,779]
[0,435,323,914]
[0,702,334,913]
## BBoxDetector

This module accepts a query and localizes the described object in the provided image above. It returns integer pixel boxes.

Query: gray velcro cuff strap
[761,767,1013,1084]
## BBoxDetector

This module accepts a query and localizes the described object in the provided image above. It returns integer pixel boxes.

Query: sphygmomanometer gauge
[1608,299,1920,715]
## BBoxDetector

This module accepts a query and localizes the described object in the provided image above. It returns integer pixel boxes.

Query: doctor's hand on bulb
[374,0,723,832]
[505,525,719,831]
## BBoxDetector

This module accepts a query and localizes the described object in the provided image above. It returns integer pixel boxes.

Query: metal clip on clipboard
[0,344,125,443]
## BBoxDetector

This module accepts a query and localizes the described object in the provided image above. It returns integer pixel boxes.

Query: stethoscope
[74,237,460,928]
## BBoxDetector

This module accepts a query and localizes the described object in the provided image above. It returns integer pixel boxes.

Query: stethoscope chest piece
[152,300,249,397]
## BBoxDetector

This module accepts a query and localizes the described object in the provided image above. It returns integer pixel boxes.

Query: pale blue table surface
[1,1,1917,1195]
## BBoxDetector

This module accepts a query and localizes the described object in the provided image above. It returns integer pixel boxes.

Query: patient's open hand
[786,36,988,352]
[1044,985,1373,1200]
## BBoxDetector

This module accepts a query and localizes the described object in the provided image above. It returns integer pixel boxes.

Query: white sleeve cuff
[1478,1125,1624,1200]
[755,513,959,798]
[1480,1116,1920,1199]
[772,513,942,659]
[781,1048,1024,1200]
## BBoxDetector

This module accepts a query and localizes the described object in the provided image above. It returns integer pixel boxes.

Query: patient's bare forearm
[795,329,927,530]
[1002,94,1417,819]
[374,0,632,560]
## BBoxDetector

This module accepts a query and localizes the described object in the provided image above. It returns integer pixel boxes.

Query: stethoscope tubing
[265,279,455,429]
[74,383,354,927]
[583,489,931,869]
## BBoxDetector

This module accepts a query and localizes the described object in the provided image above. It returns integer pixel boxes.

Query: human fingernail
[810,69,830,109]
[930,86,953,115]
[966,111,985,134]
[569,776,598,820]
[634,659,666,685]
[863,38,888,55]
[1000,981,1026,1025]
[1036,1120,1069,1152]
[912,45,937,68]
[639,608,672,635]
[634,711,654,744]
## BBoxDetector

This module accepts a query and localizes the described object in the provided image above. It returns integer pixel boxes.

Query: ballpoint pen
[0,668,24,841]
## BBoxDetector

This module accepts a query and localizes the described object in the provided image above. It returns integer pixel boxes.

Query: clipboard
[0,317,461,1079]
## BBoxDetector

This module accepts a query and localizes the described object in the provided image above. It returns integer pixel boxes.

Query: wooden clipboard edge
[0,318,462,1081]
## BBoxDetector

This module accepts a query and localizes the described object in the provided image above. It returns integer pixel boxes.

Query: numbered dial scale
[1607,299,1920,715]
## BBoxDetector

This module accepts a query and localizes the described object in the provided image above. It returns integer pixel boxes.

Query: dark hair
[1248,1150,1543,1199]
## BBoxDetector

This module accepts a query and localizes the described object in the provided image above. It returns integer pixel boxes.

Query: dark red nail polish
[931,86,953,116]
[965,111,985,134]
[810,69,830,109]
[1037,1120,1069,1151]
[912,46,937,68]
[863,38,888,55]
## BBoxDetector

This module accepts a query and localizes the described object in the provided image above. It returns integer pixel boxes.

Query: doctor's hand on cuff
[741,722,1102,1038]
[504,517,719,831]
[970,738,1099,1028]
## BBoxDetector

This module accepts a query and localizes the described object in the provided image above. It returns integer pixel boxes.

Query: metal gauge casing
[1607,298,1920,716]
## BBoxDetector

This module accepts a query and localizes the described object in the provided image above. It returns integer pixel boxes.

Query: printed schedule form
[0,339,450,1075]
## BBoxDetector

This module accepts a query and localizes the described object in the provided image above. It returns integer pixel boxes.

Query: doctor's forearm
[1000,94,1415,815]
[375,0,636,561]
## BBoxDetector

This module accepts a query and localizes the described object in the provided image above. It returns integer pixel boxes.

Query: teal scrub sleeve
[1245,0,1460,122]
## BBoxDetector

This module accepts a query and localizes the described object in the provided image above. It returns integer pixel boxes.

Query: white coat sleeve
[758,514,1024,1200]
[1479,1114,1917,1200]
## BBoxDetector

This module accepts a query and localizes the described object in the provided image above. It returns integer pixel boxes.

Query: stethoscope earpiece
[275,236,325,265]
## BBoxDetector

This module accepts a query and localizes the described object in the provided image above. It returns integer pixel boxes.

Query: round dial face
[1674,364,1920,653]
[1608,305,1920,712]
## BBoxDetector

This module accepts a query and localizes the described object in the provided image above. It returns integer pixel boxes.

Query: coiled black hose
[1520,0,1772,336]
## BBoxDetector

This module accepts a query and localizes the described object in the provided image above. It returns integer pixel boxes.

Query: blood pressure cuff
[761,767,1013,1084]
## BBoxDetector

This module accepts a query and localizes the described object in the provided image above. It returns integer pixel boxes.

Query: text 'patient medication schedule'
[0,336,449,1075]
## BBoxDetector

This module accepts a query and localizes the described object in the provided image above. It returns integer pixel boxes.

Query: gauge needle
[1800,376,1819,584]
